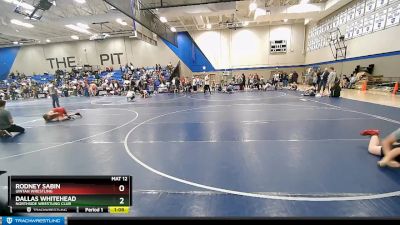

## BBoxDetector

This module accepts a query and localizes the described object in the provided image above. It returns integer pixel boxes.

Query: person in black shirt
[319,68,330,95]
[241,73,246,91]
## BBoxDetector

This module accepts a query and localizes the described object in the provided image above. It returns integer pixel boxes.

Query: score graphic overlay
[8,176,131,214]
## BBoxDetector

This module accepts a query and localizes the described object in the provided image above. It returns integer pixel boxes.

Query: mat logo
[6,217,12,224]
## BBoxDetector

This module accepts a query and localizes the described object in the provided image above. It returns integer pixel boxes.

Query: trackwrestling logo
[2,217,64,225]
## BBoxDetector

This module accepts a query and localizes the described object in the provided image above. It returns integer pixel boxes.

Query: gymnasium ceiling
[0,0,352,47]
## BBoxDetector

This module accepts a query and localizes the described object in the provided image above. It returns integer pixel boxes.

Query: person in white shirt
[327,67,337,94]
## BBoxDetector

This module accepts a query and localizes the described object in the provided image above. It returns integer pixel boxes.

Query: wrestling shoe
[0,130,12,137]
[360,129,380,136]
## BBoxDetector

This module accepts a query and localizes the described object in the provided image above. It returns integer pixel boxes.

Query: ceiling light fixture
[243,21,249,26]
[116,18,127,26]
[129,30,138,38]
[254,8,267,19]
[46,39,51,43]
[283,19,288,22]
[170,27,176,32]
[13,41,18,45]
[65,24,92,34]
[74,0,86,4]
[160,16,168,23]
[249,2,257,11]
[10,19,34,28]
[71,35,79,40]
[76,23,89,29]
[206,24,212,29]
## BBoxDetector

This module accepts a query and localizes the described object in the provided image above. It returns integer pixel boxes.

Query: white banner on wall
[340,11,348,24]
[327,19,333,30]
[376,0,389,9]
[347,6,356,21]
[363,15,375,34]
[345,25,354,39]
[333,16,340,28]
[373,9,387,31]
[366,0,376,13]
[356,0,366,18]
[322,23,327,32]
[386,4,400,27]
[353,19,365,37]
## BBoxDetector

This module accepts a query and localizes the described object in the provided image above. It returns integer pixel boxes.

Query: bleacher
[2,65,173,91]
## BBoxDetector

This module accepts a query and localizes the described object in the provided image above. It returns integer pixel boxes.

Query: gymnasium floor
[1,90,400,217]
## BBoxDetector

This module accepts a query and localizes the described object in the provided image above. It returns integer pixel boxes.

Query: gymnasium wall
[190,24,306,70]
[6,36,192,76]
[305,0,400,78]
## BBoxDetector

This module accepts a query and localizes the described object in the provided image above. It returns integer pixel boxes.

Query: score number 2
[119,185,125,205]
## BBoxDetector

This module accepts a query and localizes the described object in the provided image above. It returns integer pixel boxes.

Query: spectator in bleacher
[89,83,98,97]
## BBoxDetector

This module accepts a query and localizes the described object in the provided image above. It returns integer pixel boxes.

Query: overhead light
[3,0,34,10]
[249,2,257,11]
[46,39,51,43]
[170,27,176,32]
[300,0,310,4]
[116,18,127,26]
[243,21,249,26]
[74,0,85,3]
[206,24,211,29]
[20,42,23,45]
[65,24,92,34]
[287,4,321,13]
[71,35,79,40]
[160,16,167,23]
[10,19,34,28]
[129,30,138,38]
[76,23,89,29]
[254,8,267,19]
[283,19,288,22]
[13,41,18,45]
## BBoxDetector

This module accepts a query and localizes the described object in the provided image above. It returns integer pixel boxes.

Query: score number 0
[119,184,125,205]
[119,176,128,205]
